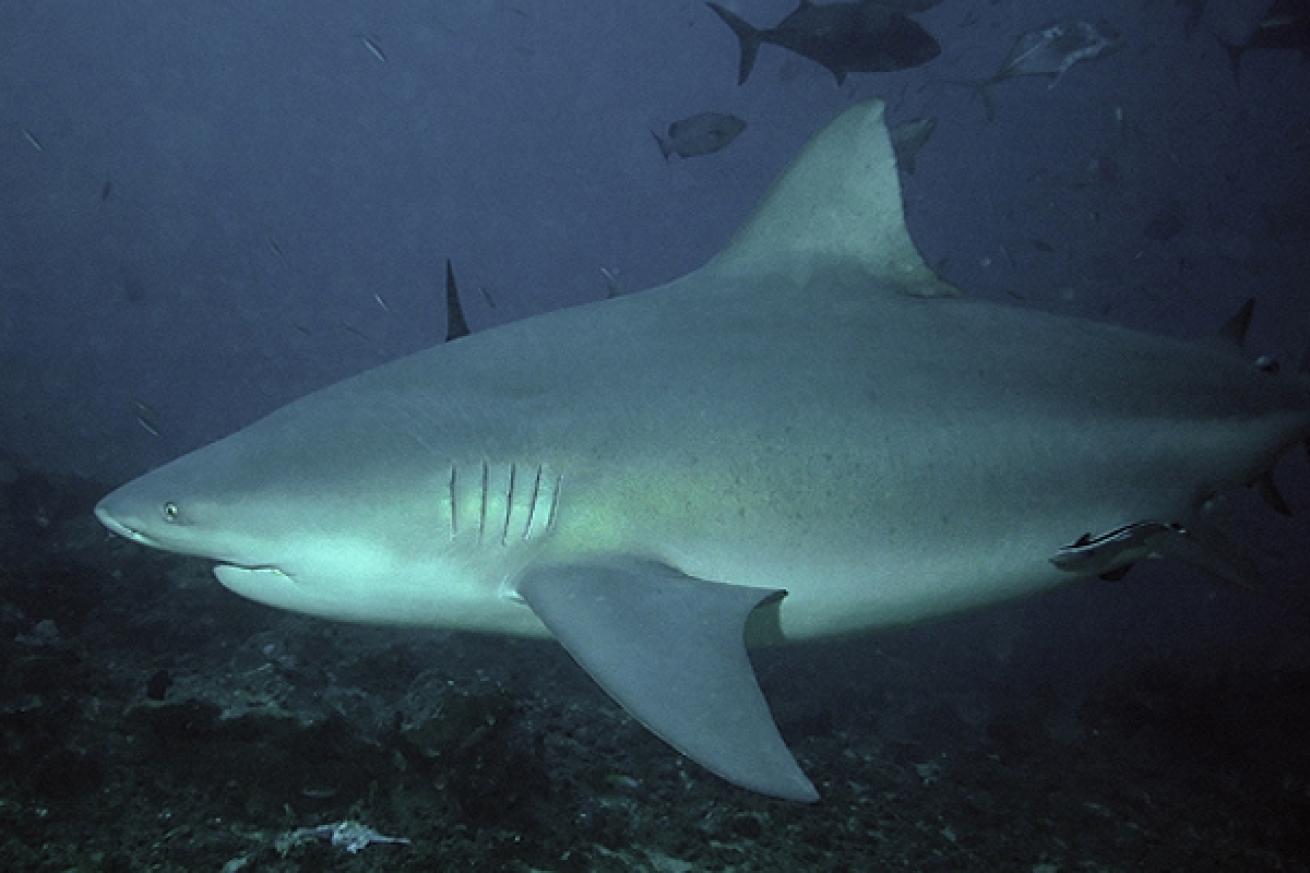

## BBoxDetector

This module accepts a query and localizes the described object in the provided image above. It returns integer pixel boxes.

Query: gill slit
[547,472,563,531]
[523,464,543,541]
[501,462,517,545]
[478,459,488,544]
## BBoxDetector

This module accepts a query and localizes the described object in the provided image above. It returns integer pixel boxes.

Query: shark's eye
[162,502,180,523]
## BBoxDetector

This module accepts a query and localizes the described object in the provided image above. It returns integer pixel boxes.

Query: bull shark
[95,100,1310,803]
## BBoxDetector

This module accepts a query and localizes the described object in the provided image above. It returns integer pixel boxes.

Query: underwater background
[3,0,1310,869]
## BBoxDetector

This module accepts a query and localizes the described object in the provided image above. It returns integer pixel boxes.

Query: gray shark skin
[96,101,1310,803]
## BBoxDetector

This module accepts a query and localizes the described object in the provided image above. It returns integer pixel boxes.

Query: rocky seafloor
[2,452,1309,872]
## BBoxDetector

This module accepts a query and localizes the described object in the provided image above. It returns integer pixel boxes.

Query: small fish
[603,773,642,792]
[101,180,113,201]
[360,34,388,63]
[373,293,391,313]
[653,112,746,160]
[132,399,161,437]
[267,237,284,257]
[889,116,936,174]
[21,128,44,153]
[600,266,626,298]
[1219,0,1310,80]
[706,1,941,86]
[959,19,1122,119]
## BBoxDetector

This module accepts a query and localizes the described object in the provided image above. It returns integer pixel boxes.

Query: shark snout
[94,495,157,547]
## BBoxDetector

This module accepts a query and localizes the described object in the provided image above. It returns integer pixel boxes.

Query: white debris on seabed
[275,819,412,855]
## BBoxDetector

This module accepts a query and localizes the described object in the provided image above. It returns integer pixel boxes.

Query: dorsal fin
[445,258,471,342]
[1216,297,1254,351]
[704,100,958,298]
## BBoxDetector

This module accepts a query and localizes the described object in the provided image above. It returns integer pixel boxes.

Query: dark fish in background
[653,112,747,159]
[706,1,941,86]
[955,19,1122,119]
[889,115,936,173]
[100,179,113,201]
[1219,0,1310,80]
[1142,0,1208,38]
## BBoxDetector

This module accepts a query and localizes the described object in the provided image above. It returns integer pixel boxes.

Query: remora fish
[653,112,747,160]
[707,1,941,85]
[95,101,1310,803]
[1219,0,1310,80]
[960,19,1122,119]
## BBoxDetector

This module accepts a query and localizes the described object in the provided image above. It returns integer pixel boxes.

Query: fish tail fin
[707,2,762,85]
[651,129,673,160]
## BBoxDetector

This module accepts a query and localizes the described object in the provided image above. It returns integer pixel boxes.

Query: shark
[94,100,1310,803]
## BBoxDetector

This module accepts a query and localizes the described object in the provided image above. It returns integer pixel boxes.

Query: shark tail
[707,2,763,85]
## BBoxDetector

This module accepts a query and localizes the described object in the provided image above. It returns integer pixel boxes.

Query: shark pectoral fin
[516,560,819,803]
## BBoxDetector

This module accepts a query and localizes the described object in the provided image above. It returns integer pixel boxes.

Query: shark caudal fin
[703,98,958,298]
[707,3,764,85]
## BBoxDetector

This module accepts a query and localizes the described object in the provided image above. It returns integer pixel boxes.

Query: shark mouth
[94,506,156,546]
[94,504,292,585]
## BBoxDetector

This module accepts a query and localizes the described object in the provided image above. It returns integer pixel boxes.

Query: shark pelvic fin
[516,559,818,802]
[703,99,958,299]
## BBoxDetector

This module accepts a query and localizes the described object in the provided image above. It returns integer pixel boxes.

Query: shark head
[94,379,551,633]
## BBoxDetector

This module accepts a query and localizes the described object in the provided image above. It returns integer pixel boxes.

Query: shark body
[96,101,1310,802]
